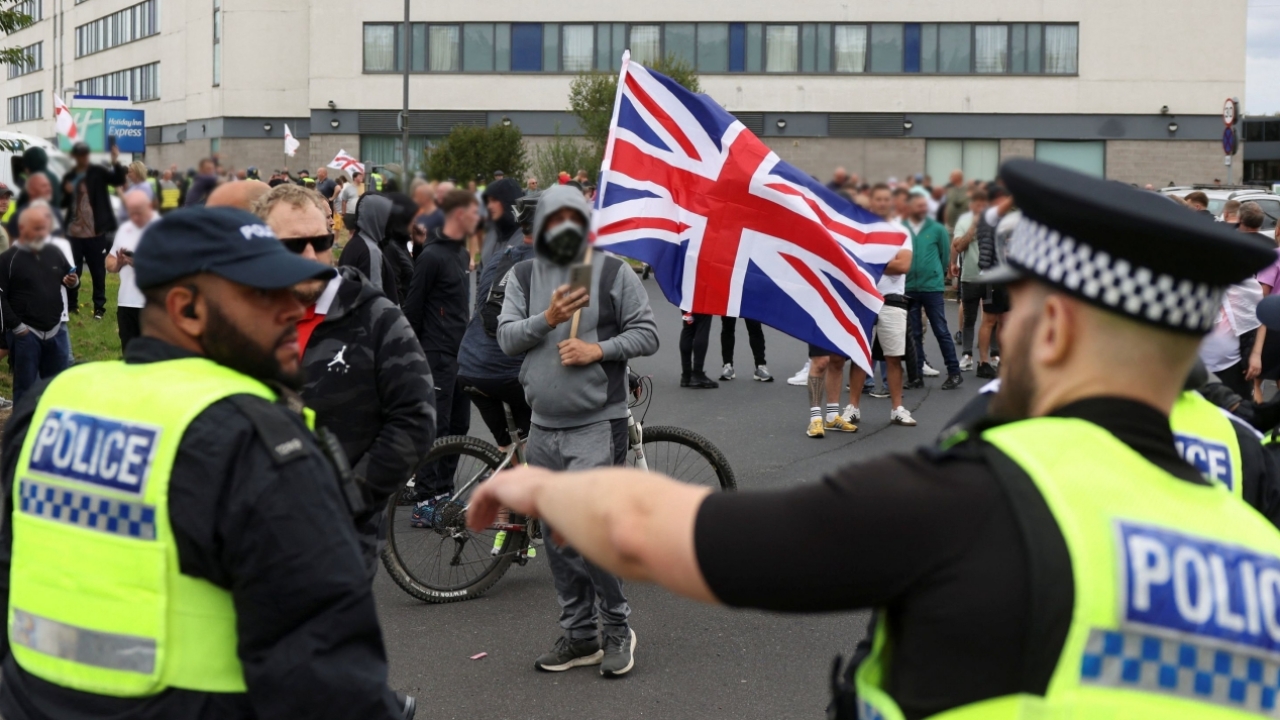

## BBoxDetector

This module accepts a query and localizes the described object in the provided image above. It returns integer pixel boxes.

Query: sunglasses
[282,233,335,255]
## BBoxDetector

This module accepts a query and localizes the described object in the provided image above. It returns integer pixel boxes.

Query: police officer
[467,159,1280,718]
[0,207,414,720]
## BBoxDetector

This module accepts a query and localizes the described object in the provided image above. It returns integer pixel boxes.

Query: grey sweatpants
[527,418,631,641]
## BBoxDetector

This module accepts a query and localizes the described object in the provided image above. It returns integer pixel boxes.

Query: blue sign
[1174,432,1234,490]
[1120,521,1280,657]
[1224,126,1238,156]
[28,409,160,496]
[104,109,146,153]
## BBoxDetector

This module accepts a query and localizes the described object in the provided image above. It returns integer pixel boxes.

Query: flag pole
[572,50,630,341]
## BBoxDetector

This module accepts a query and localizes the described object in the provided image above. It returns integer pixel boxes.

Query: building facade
[0,0,1248,186]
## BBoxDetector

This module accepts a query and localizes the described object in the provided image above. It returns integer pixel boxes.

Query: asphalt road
[375,276,986,720]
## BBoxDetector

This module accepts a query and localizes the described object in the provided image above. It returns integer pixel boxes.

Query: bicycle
[381,371,735,603]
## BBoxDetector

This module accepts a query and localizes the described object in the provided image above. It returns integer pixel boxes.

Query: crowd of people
[7,136,1280,720]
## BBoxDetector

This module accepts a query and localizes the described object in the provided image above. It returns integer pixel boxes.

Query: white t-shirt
[110,216,157,309]
[879,221,914,296]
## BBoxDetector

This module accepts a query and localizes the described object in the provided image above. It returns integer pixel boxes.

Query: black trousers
[117,307,141,354]
[68,235,111,314]
[457,374,531,447]
[679,313,713,377]
[960,282,984,356]
[720,317,766,367]
[417,352,472,497]
[1216,329,1259,401]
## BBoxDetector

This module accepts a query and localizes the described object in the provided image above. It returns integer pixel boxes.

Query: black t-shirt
[694,398,1206,720]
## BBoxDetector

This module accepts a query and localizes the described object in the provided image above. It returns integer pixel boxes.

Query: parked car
[1160,185,1280,237]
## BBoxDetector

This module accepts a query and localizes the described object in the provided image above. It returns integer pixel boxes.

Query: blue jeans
[906,291,960,378]
[9,326,70,404]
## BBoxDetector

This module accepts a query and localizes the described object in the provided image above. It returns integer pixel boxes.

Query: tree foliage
[568,55,701,174]
[423,124,528,184]
[530,126,598,190]
[0,1,37,67]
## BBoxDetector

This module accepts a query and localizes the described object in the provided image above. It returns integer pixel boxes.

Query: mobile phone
[567,262,592,306]
[120,248,133,258]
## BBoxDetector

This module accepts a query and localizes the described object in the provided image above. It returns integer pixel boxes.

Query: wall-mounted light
[1167,121,1179,134]
[501,116,512,127]
[330,118,341,130]
[263,122,273,133]
[903,120,914,131]
[776,118,787,130]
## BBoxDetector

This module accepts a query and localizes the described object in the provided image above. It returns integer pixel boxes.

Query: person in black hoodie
[404,189,478,510]
[480,177,524,270]
[339,193,411,304]
[255,184,435,573]
[61,142,126,318]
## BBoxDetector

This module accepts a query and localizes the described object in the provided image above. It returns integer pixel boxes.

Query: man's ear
[1034,293,1076,368]
[168,284,204,337]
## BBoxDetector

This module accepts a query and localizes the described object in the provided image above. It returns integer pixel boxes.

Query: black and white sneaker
[720,363,736,381]
[753,365,774,382]
[535,636,603,672]
[600,629,636,677]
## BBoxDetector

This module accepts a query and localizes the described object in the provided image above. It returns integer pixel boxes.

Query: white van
[0,131,73,190]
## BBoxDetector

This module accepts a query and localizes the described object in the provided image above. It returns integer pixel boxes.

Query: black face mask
[541,220,585,266]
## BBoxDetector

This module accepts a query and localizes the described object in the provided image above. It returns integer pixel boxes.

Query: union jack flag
[591,53,907,373]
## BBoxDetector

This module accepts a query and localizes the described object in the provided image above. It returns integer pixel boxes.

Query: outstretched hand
[466,465,555,533]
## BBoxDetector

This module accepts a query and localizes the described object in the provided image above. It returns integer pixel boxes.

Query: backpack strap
[513,258,535,317]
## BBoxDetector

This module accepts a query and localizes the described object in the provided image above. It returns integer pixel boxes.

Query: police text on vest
[28,410,159,496]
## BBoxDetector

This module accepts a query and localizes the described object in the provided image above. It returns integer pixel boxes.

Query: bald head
[17,202,52,243]
[124,189,154,228]
[25,173,51,201]
[435,181,455,204]
[206,180,271,211]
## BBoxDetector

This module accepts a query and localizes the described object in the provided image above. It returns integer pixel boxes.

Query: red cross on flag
[327,150,364,176]
[53,94,77,142]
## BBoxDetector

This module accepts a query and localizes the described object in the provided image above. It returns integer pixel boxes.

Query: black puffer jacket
[302,266,435,505]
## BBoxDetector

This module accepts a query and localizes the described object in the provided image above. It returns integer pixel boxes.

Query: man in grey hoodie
[497,184,658,678]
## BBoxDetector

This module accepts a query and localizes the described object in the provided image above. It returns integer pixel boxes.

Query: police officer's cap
[134,206,336,291]
[979,159,1276,335]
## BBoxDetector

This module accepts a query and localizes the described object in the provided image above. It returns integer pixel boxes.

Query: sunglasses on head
[282,233,335,255]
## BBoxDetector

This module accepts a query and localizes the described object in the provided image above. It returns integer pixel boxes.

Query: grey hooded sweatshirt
[337,193,403,302]
[497,185,659,429]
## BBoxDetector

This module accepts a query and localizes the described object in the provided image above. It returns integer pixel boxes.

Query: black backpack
[481,251,526,337]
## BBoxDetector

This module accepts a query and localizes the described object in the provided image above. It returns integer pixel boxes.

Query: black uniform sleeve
[403,249,436,344]
[694,451,1009,612]
[0,250,21,336]
[350,299,435,501]
[166,399,403,720]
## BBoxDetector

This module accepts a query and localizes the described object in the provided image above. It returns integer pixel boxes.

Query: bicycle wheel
[632,426,736,491]
[382,436,526,603]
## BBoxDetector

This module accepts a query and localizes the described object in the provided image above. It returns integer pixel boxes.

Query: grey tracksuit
[496,185,659,640]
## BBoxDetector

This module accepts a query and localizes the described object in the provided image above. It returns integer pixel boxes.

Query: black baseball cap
[134,206,335,290]
[70,142,90,156]
[978,159,1276,335]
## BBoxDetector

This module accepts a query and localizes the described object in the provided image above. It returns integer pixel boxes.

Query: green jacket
[904,217,950,293]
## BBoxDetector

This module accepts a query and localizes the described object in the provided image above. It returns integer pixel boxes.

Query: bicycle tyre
[381,435,524,603]
[635,426,737,491]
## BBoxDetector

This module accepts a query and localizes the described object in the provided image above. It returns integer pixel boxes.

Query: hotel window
[430,26,460,72]
[363,24,399,72]
[76,62,160,102]
[833,25,867,73]
[869,24,903,73]
[1043,24,1078,74]
[511,23,543,71]
[974,25,1008,73]
[629,25,661,65]
[697,23,729,73]
[14,0,41,22]
[7,91,42,123]
[764,25,798,72]
[212,0,221,85]
[665,23,694,67]
[7,41,42,79]
[561,25,593,72]
[75,0,159,58]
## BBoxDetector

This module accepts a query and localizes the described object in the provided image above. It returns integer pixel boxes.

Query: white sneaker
[719,363,736,381]
[891,406,918,427]
[787,360,811,386]
[841,404,861,422]
[990,357,1001,369]
[922,362,940,377]
[959,354,974,371]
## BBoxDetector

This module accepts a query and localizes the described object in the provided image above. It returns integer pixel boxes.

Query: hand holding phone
[567,262,592,306]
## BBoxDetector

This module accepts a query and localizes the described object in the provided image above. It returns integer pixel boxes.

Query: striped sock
[810,406,822,421]
[826,403,840,422]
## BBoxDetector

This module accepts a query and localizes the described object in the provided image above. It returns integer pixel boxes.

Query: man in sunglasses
[253,184,434,574]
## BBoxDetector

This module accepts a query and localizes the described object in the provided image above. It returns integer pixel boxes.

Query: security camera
[328,100,337,111]
[1160,105,1169,115]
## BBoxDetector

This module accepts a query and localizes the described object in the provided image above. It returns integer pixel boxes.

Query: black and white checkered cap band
[1006,216,1223,333]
